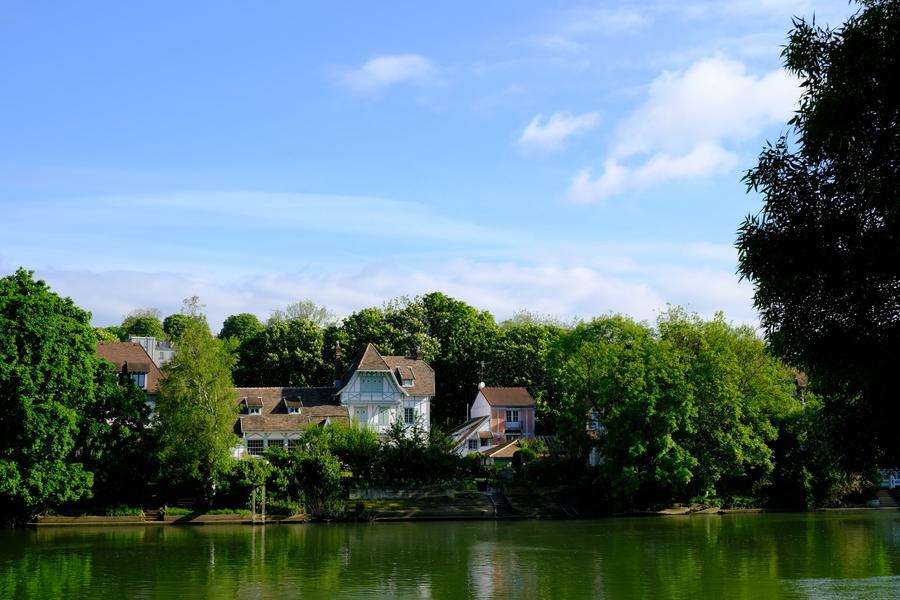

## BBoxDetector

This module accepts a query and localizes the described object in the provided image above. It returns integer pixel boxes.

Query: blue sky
[0,1,855,330]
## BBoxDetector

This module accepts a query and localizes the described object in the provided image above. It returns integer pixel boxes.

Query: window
[404,407,415,424]
[131,372,146,388]
[356,407,368,426]
[360,376,382,393]
[378,407,389,426]
[481,438,491,447]
[402,378,414,387]
[266,438,284,449]
[286,438,299,451]
[505,433,520,441]
[468,439,478,450]
[248,407,261,415]
[505,409,519,423]
[247,439,264,456]
[288,407,300,414]
[159,351,164,360]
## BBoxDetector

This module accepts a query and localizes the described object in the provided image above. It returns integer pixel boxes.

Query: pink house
[469,386,535,444]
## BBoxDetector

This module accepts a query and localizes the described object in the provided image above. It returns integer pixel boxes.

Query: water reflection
[0,512,898,599]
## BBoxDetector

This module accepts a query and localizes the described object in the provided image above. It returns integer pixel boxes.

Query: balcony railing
[504,421,521,431]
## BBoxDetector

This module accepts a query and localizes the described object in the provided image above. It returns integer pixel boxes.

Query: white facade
[129,336,176,368]
[337,370,430,434]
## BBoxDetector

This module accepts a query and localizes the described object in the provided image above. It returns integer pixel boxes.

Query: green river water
[1,511,899,599]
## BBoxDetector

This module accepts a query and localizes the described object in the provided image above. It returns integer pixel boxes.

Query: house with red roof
[96,341,164,405]
[449,386,536,456]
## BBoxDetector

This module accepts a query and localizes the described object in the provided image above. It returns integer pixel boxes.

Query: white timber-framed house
[335,343,434,434]
[232,343,435,457]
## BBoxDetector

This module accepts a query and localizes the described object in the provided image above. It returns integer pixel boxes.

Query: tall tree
[548,316,695,507]
[234,319,327,387]
[268,299,335,327]
[486,321,565,432]
[219,312,262,342]
[0,269,95,522]
[155,302,237,502]
[162,313,191,340]
[82,362,154,507]
[736,0,900,464]
[420,292,499,426]
[657,308,798,501]
[120,308,166,340]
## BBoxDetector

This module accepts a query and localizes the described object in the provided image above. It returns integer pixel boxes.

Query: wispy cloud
[22,250,756,333]
[561,7,651,35]
[338,54,436,93]
[532,7,651,52]
[1,191,758,331]
[569,56,798,202]
[518,111,600,153]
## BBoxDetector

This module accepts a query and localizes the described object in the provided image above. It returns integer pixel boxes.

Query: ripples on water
[0,512,898,599]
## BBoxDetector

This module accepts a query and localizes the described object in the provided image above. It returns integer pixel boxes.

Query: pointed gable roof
[356,343,392,371]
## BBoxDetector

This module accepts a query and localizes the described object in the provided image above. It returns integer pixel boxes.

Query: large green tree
[81,362,154,508]
[736,0,900,464]
[219,312,262,342]
[119,308,166,340]
[548,316,696,507]
[155,304,238,502]
[234,319,327,386]
[657,309,799,501]
[0,269,95,522]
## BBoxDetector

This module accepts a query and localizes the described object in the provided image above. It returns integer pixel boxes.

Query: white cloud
[27,252,757,334]
[518,111,600,153]
[570,56,798,202]
[338,54,435,93]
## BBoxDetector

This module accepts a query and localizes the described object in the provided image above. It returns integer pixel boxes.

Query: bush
[104,504,144,517]
[159,506,192,516]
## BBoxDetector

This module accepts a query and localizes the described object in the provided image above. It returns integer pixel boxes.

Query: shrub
[104,504,144,517]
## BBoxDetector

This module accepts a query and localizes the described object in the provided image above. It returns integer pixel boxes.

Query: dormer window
[283,397,302,414]
[131,372,146,388]
[395,366,416,387]
[244,396,263,415]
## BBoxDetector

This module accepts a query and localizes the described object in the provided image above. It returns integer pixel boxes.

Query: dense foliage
[737,0,900,466]
[0,270,97,523]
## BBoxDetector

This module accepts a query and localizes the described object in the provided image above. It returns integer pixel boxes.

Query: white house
[335,343,434,434]
[232,343,435,457]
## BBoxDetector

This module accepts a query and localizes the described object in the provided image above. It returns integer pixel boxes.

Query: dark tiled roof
[233,387,348,435]
[96,342,163,393]
[480,387,535,408]
[238,412,349,434]
[383,355,435,396]
[338,343,435,397]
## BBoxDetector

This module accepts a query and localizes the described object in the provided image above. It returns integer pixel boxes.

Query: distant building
[96,342,164,407]
[129,336,175,368]
[232,343,434,458]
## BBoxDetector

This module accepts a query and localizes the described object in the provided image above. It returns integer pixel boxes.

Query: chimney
[333,340,343,388]
[415,345,424,360]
